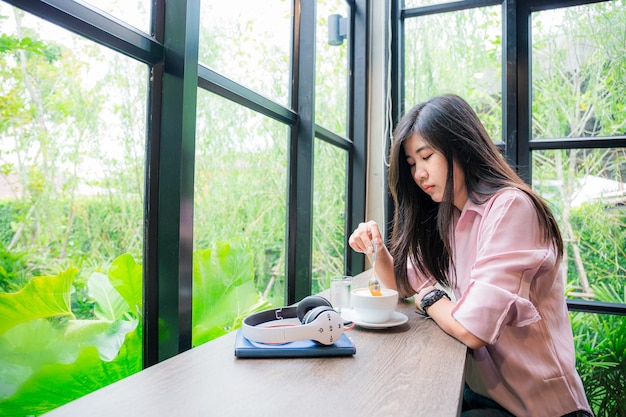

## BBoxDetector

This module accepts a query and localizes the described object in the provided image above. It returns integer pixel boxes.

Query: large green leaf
[191,238,260,346]
[0,319,78,399]
[192,281,258,344]
[0,268,76,335]
[88,272,130,321]
[107,253,142,315]
[0,254,144,415]
[0,344,140,417]
[65,318,138,361]
[193,238,255,295]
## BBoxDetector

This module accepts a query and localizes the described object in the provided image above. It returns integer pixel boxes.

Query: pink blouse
[407,188,591,417]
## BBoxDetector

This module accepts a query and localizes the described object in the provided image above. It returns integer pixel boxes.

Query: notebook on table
[234,329,356,358]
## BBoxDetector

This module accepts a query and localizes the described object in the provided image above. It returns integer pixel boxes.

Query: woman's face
[403,133,468,210]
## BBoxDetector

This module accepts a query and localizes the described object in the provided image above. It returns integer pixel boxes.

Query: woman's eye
[422,154,433,161]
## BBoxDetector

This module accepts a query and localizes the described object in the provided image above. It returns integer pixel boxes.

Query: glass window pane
[570,311,626,416]
[80,0,150,33]
[198,0,292,106]
[192,90,288,347]
[316,0,348,136]
[404,6,502,141]
[403,0,450,7]
[531,2,626,139]
[532,148,625,303]
[0,4,147,415]
[312,139,347,294]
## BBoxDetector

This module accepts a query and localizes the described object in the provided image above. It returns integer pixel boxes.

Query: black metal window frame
[391,0,626,317]
[5,0,370,366]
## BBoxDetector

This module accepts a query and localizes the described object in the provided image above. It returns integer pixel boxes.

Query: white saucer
[341,309,408,329]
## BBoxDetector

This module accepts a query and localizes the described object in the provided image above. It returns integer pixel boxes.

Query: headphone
[241,295,344,346]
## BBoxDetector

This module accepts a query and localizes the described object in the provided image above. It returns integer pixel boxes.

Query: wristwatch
[419,289,451,317]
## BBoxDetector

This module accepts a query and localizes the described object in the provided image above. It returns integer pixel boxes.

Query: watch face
[420,289,449,314]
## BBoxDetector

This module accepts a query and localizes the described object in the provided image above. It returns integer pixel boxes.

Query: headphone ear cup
[301,305,335,325]
[296,295,333,322]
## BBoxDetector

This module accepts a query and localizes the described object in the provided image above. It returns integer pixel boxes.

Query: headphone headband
[241,296,344,346]
[243,306,298,326]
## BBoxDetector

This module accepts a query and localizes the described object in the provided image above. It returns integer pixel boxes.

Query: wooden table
[43,271,467,417]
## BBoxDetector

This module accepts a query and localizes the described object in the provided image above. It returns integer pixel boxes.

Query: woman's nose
[414,167,427,181]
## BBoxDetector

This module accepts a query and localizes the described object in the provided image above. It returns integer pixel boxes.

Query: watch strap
[420,289,451,317]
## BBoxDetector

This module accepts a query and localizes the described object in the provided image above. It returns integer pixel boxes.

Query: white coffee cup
[351,287,398,323]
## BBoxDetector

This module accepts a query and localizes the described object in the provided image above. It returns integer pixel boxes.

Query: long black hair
[388,94,563,297]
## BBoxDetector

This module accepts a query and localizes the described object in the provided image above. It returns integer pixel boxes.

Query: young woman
[349,94,592,417]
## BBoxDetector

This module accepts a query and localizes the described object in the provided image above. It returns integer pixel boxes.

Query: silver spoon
[369,241,382,296]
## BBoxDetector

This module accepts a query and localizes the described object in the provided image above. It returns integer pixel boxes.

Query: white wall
[366,0,390,239]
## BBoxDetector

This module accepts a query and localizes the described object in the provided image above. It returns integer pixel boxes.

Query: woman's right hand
[348,220,384,255]
[349,221,396,290]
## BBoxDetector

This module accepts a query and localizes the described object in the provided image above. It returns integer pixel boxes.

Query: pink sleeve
[407,257,437,294]
[452,191,554,344]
